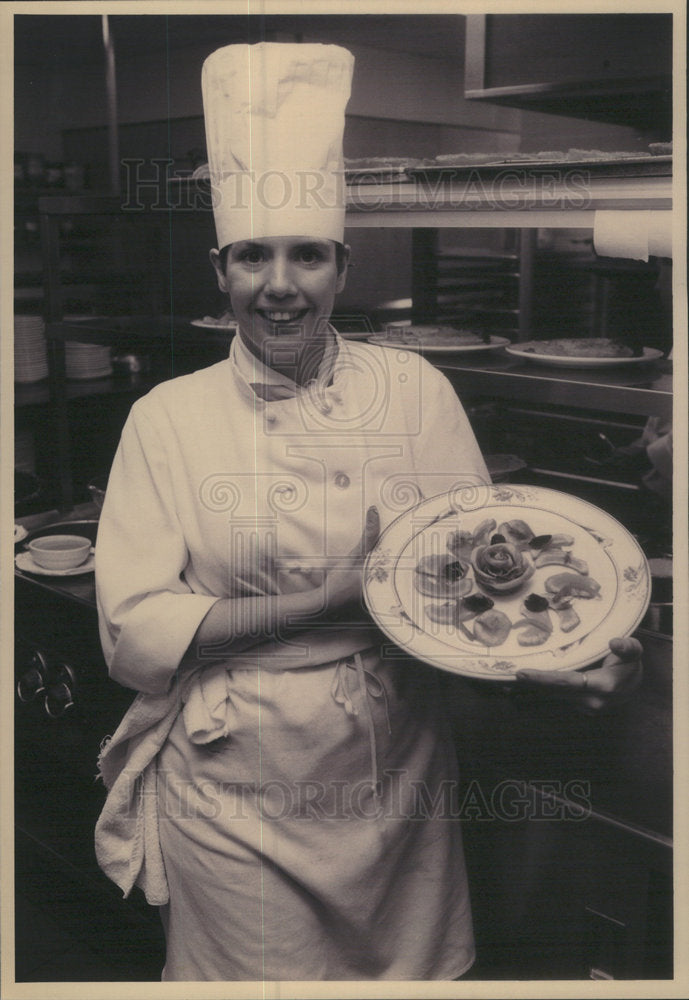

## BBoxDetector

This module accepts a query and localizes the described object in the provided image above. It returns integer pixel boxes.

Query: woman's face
[211,236,348,372]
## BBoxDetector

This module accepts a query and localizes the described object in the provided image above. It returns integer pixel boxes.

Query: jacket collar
[229,326,343,404]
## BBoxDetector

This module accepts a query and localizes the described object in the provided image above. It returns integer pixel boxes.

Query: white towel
[95,663,227,904]
[95,681,188,905]
[95,633,382,903]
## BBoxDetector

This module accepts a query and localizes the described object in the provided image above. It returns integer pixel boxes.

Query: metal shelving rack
[34,161,672,508]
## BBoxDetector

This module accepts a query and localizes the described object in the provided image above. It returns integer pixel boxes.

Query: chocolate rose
[471,541,535,595]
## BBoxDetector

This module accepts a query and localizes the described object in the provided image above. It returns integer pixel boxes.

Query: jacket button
[334,472,350,489]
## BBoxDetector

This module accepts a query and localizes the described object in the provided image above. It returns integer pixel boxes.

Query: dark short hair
[218,240,347,274]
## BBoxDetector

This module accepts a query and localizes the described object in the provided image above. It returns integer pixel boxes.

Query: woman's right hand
[320,505,380,611]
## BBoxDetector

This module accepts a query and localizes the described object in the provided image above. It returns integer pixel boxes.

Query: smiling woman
[93,42,491,982]
[92,39,644,985]
[210,236,349,384]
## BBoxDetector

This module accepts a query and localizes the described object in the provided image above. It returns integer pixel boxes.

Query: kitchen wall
[15,14,652,316]
[17,17,648,152]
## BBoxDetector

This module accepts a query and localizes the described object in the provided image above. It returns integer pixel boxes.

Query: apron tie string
[330,652,392,796]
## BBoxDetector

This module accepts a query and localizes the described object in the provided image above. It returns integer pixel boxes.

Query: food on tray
[473,609,512,646]
[549,600,581,634]
[491,522,588,571]
[194,309,235,327]
[431,152,509,165]
[497,519,534,549]
[378,325,488,347]
[426,592,494,628]
[499,521,573,551]
[528,532,575,550]
[414,553,472,599]
[519,338,637,358]
[533,548,588,572]
[471,540,535,595]
[426,599,461,625]
[367,486,649,678]
[447,518,496,559]
[344,156,418,170]
[545,572,601,600]
[471,518,498,548]
[346,146,668,188]
[446,529,475,562]
[461,593,495,616]
[514,594,554,647]
[564,148,643,162]
[418,518,602,649]
[425,148,650,167]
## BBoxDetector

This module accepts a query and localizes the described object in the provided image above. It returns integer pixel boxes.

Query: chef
[94,41,642,982]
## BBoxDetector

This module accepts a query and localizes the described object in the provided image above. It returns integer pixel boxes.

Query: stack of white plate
[14,315,49,383]
[65,341,113,380]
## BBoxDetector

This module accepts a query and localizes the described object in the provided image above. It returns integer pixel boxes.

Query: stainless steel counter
[438,353,672,420]
[15,503,672,842]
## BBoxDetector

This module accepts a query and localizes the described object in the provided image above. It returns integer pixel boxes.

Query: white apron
[158,650,474,980]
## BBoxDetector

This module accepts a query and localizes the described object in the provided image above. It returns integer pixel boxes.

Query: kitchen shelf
[344,163,672,229]
[165,164,673,230]
[33,164,672,508]
[437,250,520,261]
[41,315,672,416]
[43,314,231,348]
[457,305,521,315]
[15,371,161,409]
[409,228,533,336]
[439,354,672,421]
[463,12,672,135]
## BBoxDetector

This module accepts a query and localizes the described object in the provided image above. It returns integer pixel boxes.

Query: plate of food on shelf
[406,146,672,179]
[363,484,650,681]
[190,310,238,331]
[368,325,511,353]
[344,156,420,183]
[505,338,664,368]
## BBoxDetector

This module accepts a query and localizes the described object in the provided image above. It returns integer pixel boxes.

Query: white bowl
[28,534,92,570]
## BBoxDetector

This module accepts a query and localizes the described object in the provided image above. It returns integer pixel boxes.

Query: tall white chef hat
[202,42,354,249]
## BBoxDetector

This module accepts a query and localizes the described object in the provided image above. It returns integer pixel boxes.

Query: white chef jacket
[95,330,488,981]
[96,331,488,693]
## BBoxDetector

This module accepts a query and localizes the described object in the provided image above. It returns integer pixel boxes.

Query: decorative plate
[363,485,650,681]
[190,318,238,331]
[345,165,414,183]
[368,335,510,354]
[505,344,664,368]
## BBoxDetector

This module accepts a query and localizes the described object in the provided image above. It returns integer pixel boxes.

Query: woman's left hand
[320,506,381,611]
[514,636,643,714]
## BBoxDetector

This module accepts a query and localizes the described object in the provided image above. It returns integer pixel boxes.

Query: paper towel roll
[648,212,673,259]
[593,210,672,262]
